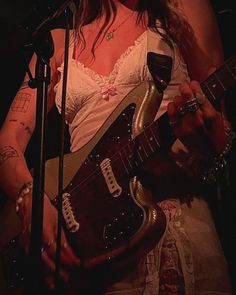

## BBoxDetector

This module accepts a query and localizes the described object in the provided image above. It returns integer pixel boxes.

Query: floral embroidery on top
[101,84,117,100]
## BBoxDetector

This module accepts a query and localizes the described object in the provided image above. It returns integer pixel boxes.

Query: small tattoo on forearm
[20,80,30,90]
[8,119,33,136]
[11,93,31,113]
[0,146,19,166]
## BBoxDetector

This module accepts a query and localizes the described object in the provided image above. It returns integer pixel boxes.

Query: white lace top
[53,29,231,295]
[54,29,189,152]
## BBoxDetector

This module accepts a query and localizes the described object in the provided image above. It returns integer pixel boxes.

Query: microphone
[0,0,75,53]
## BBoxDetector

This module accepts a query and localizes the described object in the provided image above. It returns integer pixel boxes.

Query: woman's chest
[75,21,146,77]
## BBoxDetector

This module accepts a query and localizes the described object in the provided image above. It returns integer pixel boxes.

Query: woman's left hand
[167,80,232,158]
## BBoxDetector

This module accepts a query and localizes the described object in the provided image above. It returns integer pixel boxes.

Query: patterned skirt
[105,197,232,295]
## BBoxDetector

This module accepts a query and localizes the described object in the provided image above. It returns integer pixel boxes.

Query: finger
[167,100,181,129]
[188,80,202,95]
[189,81,229,151]
[179,81,195,101]
[45,240,80,267]
[41,249,70,282]
[44,275,55,291]
[189,80,217,116]
[174,85,202,120]
[168,99,194,141]
[173,94,185,111]
[61,233,80,266]
[173,95,204,132]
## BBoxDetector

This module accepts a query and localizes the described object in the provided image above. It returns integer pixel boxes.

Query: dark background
[0,0,236,292]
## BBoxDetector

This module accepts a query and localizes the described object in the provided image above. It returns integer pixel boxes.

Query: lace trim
[70,30,147,86]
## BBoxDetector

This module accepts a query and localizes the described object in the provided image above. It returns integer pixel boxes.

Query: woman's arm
[179,0,224,81]
[0,29,64,200]
[0,29,80,286]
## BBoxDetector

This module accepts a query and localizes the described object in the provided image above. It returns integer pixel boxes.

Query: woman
[0,0,233,294]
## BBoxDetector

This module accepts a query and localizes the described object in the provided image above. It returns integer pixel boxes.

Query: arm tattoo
[20,80,30,90]
[0,146,19,166]
[20,122,33,136]
[11,92,31,113]
[9,119,33,136]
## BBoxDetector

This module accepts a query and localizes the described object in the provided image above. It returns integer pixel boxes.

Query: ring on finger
[178,98,199,116]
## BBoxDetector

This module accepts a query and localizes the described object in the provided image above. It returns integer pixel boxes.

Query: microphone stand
[54,9,71,293]
[21,2,74,294]
[24,30,54,295]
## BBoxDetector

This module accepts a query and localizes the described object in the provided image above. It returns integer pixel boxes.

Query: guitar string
[203,56,236,90]
[65,126,159,197]
[65,152,130,198]
[62,56,236,198]
[66,139,144,196]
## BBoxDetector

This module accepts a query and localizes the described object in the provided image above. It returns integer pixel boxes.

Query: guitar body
[45,81,166,267]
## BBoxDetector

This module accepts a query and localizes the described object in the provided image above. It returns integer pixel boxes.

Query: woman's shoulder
[50,28,72,67]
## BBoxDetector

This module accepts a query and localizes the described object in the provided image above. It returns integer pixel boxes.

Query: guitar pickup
[100,158,122,197]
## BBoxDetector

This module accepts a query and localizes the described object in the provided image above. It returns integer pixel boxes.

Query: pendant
[106,31,114,41]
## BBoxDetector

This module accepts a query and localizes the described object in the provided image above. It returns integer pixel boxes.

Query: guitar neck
[201,53,236,109]
[120,53,236,175]
[118,112,173,175]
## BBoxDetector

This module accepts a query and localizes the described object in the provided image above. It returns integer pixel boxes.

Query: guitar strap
[147,29,174,57]
[147,29,173,91]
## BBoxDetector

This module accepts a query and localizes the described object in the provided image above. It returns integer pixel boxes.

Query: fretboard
[201,53,236,108]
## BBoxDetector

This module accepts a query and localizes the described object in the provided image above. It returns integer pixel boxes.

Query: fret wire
[127,141,139,167]
[122,142,133,171]
[209,55,236,83]
[225,63,236,80]
[144,126,159,151]
[215,62,236,80]
[149,125,160,147]
[143,129,155,153]
[213,72,226,91]
[216,58,236,78]
[227,55,236,68]
[202,54,236,101]
[136,133,153,158]
[118,151,129,174]
[201,80,217,101]
[133,136,149,164]
[227,57,236,80]
[136,147,144,163]
[138,139,149,158]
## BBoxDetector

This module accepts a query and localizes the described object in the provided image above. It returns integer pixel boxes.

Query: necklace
[105,12,134,41]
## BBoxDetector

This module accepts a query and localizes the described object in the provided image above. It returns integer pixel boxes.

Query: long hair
[73,0,192,55]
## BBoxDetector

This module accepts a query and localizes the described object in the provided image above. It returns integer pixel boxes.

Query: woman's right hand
[18,192,80,290]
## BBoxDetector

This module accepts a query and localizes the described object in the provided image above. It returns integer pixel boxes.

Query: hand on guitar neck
[138,80,234,199]
[168,80,232,157]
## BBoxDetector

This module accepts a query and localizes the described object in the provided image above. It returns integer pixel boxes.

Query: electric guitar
[0,53,235,294]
